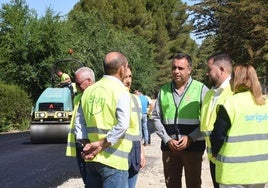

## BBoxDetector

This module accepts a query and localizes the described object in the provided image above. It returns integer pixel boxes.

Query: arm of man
[210,105,231,156]
[75,106,89,146]
[152,94,171,144]
[82,91,131,159]
[152,94,181,151]
[140,142,146,168]
[106,91,131,145]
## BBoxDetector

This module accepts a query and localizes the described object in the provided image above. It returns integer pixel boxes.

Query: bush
[0,82,32,132]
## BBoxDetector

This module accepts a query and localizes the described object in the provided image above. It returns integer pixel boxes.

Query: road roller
[30,87,73,143]
[30,57,84,144]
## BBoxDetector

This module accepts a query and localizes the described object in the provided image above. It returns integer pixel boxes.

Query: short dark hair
[213,53,233,74]
[56,69,62,74]
[213,53,231,64]
[173,52,193,67]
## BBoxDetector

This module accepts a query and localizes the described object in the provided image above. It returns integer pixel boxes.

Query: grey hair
[75,67,95,83]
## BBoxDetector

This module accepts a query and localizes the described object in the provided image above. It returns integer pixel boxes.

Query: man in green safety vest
[200,53,233,188]
[153,52,208,188]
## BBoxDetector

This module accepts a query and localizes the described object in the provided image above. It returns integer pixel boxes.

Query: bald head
[103,52,128,75]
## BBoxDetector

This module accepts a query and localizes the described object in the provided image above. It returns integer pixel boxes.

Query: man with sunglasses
[66,67,95,185]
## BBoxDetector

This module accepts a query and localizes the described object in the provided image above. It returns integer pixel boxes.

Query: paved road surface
[0,131,80,188]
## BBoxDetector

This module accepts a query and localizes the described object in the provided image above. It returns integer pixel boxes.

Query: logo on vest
[184,94,191,102]
[244,113,268,123]
[87,86,106,115]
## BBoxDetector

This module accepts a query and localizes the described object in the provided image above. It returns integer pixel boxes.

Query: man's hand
[168,135,193,151]
[167,139,181,152]
[140,143,146,168]
[176,135,193,151]
[81,138,110,160]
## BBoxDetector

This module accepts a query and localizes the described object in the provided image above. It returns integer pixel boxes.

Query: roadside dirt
[58,133,213,188]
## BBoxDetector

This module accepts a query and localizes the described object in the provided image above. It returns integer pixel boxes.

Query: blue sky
[0,0,79,16]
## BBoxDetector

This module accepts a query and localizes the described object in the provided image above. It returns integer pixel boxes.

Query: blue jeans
[76,145,86,185]
[126,173,139,188]
[141,113,149,144]
[85,161,128,188]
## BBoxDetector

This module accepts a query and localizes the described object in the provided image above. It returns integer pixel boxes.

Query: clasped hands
[81,138,110,160]
[167,135,193,152]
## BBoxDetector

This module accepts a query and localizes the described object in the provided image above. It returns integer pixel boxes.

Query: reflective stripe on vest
[160,80,203,137]
[217,134,268,163]
[86,126,140,142]
[217,153,268,163]
[225,133,268,143]
[162,118,200,125]
[216,91,268,184]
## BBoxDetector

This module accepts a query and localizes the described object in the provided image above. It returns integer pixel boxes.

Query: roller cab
[30,87,73,144]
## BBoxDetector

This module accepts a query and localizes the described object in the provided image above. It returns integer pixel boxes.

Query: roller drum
[30,122,69,144]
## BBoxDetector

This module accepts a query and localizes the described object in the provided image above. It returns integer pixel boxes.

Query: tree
[0,0,157,101]
[67,11,157,93]
[0,0,74,101]
[0,81,32,132]
[71,0,199,93]
[190,0,268,87]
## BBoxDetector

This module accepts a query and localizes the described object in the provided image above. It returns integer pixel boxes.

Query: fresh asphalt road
[0,131,80,188]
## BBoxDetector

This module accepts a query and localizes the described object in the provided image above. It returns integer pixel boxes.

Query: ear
[88,78,92,85]
[188,66,192,75]
[219,66,224,74]
[118,66,125,80]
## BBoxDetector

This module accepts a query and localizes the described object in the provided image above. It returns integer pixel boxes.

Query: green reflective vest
[65,93,82,157]
[200,84,232,163]
[81,77,132,170]
[216,91,268,184]
[160,80,203,132]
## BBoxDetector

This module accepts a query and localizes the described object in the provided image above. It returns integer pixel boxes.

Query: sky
[0,0,202,44]
[0,0,79,16]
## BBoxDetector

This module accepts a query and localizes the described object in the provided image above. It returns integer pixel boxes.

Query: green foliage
[66,11,157,94]
[0,0,158,101]
[0,82,32,132]
[71,0,199,94]
[189,0,268,83]
[193,36,217,86]
[0,0,75,101]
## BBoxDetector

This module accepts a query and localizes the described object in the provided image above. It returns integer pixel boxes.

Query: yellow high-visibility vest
[200,84,232,163]
[81,77,132,170]
[216,91,268,184]
[66,93,82,157]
